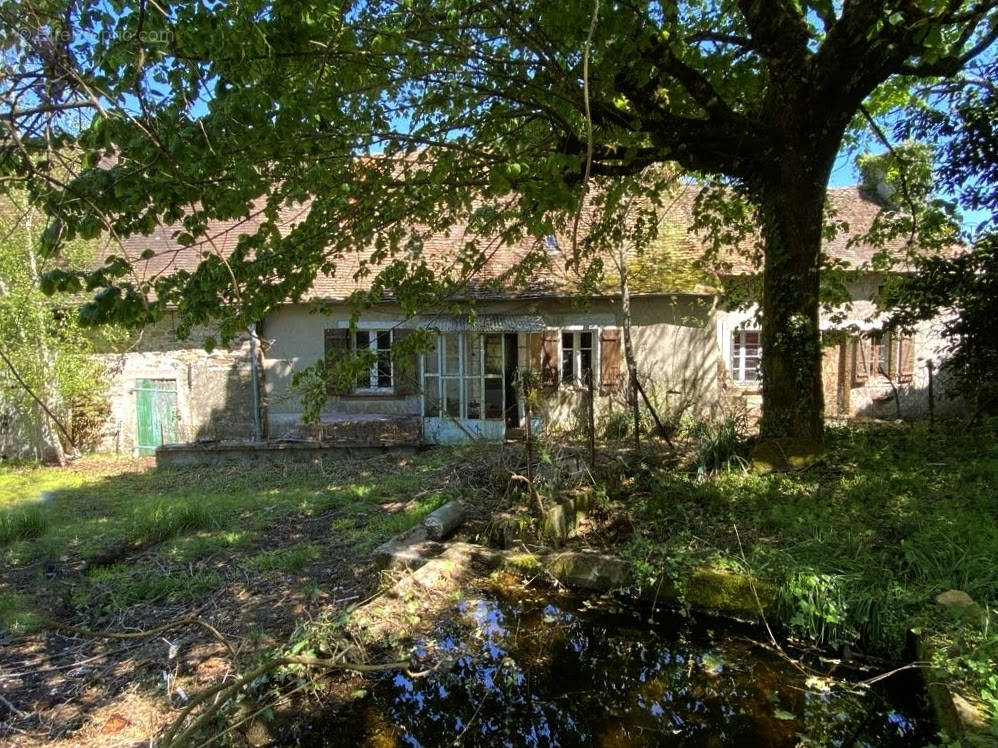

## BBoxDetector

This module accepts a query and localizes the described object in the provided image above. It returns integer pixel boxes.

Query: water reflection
[305,586,930,747]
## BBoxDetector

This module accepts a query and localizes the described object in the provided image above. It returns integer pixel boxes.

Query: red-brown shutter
[600,327,622,392]
[898,334,915,383]
[852,336,870,385]
[323,328,351,395]
[541,329,560,390]
[392,328,421,395]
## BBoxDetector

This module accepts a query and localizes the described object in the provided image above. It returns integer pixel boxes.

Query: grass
[0,449,464,632]
[616,419,998,728]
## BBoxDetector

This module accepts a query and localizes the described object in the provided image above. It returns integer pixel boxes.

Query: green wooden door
[135,379,178,456]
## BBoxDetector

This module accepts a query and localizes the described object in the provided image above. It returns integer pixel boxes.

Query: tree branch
[0,343,76,451]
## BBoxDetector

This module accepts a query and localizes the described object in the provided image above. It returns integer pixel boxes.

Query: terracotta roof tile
[97,185,924,302]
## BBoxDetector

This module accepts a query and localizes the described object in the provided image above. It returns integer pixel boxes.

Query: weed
[83,563,224,611]
[0,592,45,634]
[0,505,48,544]
[132,501,216,544]
[245,544,320,573]
[684,409,748,477]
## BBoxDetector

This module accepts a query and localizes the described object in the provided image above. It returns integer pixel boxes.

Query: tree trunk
[756,146,836,444]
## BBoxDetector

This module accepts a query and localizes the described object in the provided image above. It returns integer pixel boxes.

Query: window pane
[423,336,439,375]
[484,335,503,376]
[377,330,391,351]
[579,331,592,349]
[444,334,460,375]
[465,377,481,420]
[377,351,391,388]
[423,375,440,416]
[444,378,461,417]
[580,348,593,384]
[562,332,574,382]
[356,330,370,349]
[484,378,503,419]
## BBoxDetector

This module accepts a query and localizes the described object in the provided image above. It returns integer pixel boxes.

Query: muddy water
[293,582,931,747]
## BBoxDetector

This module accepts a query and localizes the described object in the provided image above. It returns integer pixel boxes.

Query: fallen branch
[51,616,238,661]
[160,652,412,748]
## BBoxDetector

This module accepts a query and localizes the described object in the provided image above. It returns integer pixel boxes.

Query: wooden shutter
[600,327,622,392]
[323,328,351,395]
[392,328,421,395]
[898,334,915,383]
[541,329,560,390]
[852,336,870,385]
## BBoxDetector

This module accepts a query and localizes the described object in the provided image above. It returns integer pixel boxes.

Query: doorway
[135,379,178,456]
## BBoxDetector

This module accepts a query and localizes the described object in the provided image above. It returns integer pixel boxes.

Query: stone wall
[96,317,258,454]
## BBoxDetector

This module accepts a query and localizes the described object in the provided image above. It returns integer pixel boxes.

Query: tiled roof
[102,185,918,302]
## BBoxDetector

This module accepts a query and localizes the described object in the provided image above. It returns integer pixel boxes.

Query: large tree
[2,0,996,442]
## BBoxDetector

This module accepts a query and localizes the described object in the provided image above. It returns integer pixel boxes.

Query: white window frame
[560,327,599,388]
[731,330,762,384]
[420,332,506,420]
[354,329,393,393]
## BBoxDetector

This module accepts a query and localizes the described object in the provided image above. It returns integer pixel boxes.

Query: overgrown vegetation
[614,419,998,729]
[0,450,465,634]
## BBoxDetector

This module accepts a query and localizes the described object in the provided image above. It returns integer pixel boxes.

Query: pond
[289,579,932,747]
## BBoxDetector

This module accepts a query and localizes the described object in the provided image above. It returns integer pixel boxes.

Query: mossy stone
[750,438,823,474]
[684,567,778,619]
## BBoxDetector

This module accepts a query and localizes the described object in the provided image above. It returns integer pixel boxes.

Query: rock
[546,552,631,592]
[423,500,465,540]
[684,567,778,619]
[951,693,989,731]
[373,525,445,572]
[935,589,974,608]
[243,719,274,747]
[935,589,984,623]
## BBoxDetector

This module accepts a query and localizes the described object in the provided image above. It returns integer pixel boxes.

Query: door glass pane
[444,334,460,375]
[466,334,482,377]
[484,378,503,419]
[423,375,440,416]
[465,377,481,420]
[484,335,503,376]
[444,378,461,417]
[423,336,440,375]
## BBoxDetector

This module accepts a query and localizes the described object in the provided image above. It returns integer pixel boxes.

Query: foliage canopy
[2,0,997,440]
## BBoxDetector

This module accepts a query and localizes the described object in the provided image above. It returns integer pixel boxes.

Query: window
[855,331,914,383]
[561,331,594,387]
[354,329,392,390]
[731,330,761,384]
